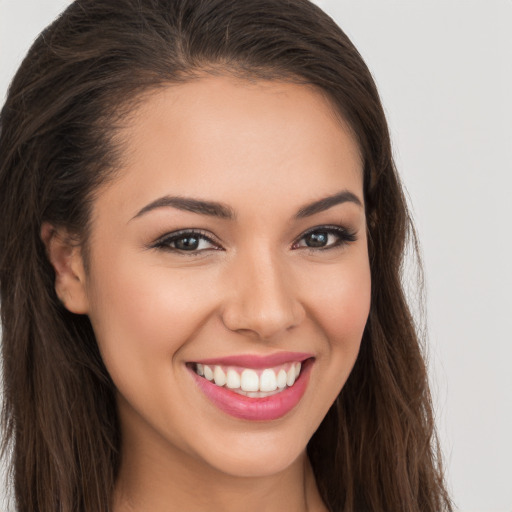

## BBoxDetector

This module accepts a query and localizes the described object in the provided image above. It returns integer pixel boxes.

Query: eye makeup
[148,223,357,256]
[292,225,357,251]
[150,229,222,254]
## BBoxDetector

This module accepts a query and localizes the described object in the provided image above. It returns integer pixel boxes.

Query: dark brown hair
[0,0,452,510]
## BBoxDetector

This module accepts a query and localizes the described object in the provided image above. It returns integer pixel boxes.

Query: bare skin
[114,436,326,511]
[44,76,370,512]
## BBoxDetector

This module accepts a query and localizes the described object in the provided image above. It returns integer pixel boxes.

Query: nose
[221,249,305,340]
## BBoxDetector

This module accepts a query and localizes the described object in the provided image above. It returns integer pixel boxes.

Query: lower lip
[189,360,313,421]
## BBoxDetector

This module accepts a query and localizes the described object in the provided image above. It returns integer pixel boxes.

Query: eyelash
[151,229,219,254]
[292,225,357,252]
[151,225,357,255]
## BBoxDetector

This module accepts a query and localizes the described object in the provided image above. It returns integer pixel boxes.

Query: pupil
[306,232,328,247]
[176,236,199,250]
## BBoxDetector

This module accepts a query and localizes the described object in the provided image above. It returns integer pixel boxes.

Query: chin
[188,421,312,479]
[208,442,306,479]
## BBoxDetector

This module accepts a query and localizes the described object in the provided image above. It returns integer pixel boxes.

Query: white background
[1,1,511,511]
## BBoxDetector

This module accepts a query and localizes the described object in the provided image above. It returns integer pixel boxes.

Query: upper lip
[191,351,313,369]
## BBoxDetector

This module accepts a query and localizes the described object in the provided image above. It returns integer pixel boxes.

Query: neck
[113,409,326,512]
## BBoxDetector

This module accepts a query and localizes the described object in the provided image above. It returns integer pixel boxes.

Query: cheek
[302,253,371,392]
[306,257,371,348]
[322,275,371,346]
[85,254,219,380]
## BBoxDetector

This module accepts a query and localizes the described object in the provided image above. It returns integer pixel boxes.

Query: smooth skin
[43,76,371,512]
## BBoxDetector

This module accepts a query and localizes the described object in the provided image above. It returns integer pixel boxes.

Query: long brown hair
[0,0,452,510]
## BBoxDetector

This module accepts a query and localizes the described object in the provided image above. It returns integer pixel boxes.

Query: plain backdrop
[1,1,511,511]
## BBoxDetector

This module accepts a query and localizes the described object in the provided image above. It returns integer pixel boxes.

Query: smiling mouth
[188,356,314,420]
[191,361,303,398]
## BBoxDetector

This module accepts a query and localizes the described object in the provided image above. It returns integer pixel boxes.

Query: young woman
[0,0,452,511]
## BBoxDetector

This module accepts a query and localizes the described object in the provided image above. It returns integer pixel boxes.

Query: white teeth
[259,368,277,392]
[240,369,259,392]
[277,369,287,389]
[195,361,305,393]
[213,366,226,387]
[204,365,214,381]
[286,366,296,387]
[226,368,241,389]
[240,390,281,398]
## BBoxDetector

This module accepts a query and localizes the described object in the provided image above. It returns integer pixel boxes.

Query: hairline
[77,66,365,272]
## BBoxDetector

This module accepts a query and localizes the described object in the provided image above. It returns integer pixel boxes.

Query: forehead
[93,76,363,223]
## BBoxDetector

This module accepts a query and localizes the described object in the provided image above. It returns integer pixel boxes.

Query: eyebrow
[295,190,362,218]
[132,196,235,221]
[132,189,362,221]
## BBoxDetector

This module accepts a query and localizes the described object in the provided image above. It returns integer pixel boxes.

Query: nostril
[220,298,305,339]
[219,259,306,338]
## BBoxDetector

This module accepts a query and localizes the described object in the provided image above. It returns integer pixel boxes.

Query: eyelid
[150,229,223,253]
[292,224,357,250]
[149,224,357,255]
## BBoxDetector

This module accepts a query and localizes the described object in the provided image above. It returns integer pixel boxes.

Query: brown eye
[153,230,220,253]
[294,226,357,250]
[304,231,329,248]
[174,234,201,251]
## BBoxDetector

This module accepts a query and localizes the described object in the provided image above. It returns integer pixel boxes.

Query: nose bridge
[222,245,303,339]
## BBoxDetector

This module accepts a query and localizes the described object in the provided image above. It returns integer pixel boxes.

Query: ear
[41,222,89,314]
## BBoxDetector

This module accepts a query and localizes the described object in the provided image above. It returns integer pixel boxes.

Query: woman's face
[79,76,371,478]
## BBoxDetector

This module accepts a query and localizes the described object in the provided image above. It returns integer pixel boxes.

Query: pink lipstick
[194,351,312,369]
[188,354,313,421]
